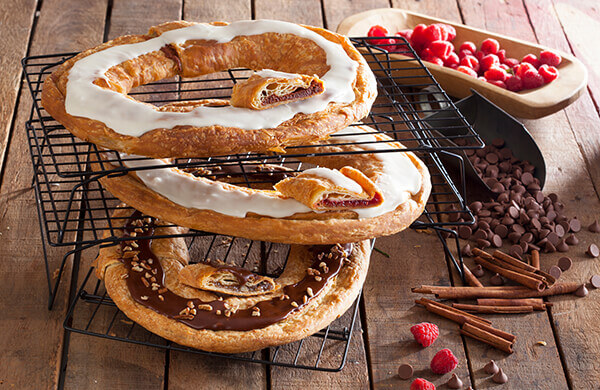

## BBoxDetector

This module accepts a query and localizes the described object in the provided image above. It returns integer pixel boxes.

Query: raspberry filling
[317,192,382,209]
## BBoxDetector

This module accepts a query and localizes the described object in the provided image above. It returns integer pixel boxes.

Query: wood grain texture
[367,231,472,389]
[392,0,461,19]
[323,0,390,32]
[0,0,108,388]
[0,0,36,181]
[255,0,324,26]
[61,1,179,388]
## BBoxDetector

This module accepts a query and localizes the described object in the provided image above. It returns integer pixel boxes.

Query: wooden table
[1,0,599,388]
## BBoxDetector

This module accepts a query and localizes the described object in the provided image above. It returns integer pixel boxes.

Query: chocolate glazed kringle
[94,206,371,353]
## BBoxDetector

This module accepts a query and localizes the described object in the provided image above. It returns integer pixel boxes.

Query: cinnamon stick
[415,298,492,326]
[412,282,580,299]
[477,298,546,311]
[492,250,556,285]
[474,256,545,291]
[452,303,534,314]
[461,322,514,353]
[531,249,540,270]
[478,254,550,285]
[464,265,484,287]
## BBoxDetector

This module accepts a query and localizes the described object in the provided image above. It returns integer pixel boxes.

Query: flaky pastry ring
[93,126,431,244]
[41,20,377,158]
[94,206,370,353]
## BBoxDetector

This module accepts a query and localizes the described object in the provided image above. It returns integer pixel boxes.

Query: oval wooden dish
[337,8,587,119]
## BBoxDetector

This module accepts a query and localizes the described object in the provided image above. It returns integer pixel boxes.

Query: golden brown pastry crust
[230,73,324,110]
[178,263,279,297]
[95,206,371,353]
[41,21,377,158]
[92,130,431,244]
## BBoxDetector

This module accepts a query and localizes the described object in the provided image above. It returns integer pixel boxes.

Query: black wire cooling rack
[22,36,481,380]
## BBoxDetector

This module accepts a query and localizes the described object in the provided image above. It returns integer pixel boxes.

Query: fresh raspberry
[411,378,436,390]
[430,348,459,374]
[458,49,473,59]
[539,64,559,83]
[486,79,507,89]
[503,57,520,68]
[522,53,541,68]
[397,29,413,42]
[444,51,460,67]
[457,65,478,77]
[436,23,456,41]
[506,75,524,91]
[540,50,562,67]
[459,41,477,54]
[497,49,506,63]
[480,54,500,72]
[460,55,480,73]
[423,24,443,43]
[522,68,544,89]
[428,40,454,60]
[410,322,439,347]
[475,50,485,61]
[411,24,428,51]
[367,25,397,51]
[499,63,510,71]
[481,38,500,54]
[515,62,536,78]
[484,66,508,81]
[425,56,444,66]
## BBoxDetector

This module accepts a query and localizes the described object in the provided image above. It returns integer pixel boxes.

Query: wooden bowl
[337,8,588,119]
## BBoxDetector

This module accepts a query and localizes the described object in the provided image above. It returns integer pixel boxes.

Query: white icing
[301,167,363,194]
[119,126,423,219]
[65,20,358,136]
[254,69,301,79]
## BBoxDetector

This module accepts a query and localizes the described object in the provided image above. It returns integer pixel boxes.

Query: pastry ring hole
[98,33,331,109]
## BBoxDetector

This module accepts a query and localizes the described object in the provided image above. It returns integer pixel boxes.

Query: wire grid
[63,233,362,372]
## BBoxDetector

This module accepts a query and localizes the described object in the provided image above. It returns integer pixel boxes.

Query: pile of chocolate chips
[449,137,582,259]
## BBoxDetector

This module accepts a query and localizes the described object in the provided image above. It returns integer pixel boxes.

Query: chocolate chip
[575,284,589,297]
[587,244,599,258]
[549,265,562,279]
[484,360,499,375]
[548,193,559,203]
[490,273,504,286]
[397,363,413,380]
[544,241,556,253]
[508,232,521,243]
[461,243,473,257]
[590,275,600,289]
[520,241,529,253]
[589,220,600,233]
[547,232,560,246]
[508,206,519,219]
[469,201,483,212]
[492,368,508,384]
[476,238,491,248]
[509,244,523,257]
[447,373,464,389]
[556,240,569,252]
[521,172,534,185]
[458,225,472,239]
[559,221,570,233]
[512,224,526,235]
[491,182,505,193]
[521,232,534,243]
[558,257,572,271]
[477,220,490,230]
[491,234,503,248]
[494,224,509,238]
[555,224,565,238]
[570,218,581,233]
[473,264,485,277]
[565,234,579,246]
[492,138,505,148]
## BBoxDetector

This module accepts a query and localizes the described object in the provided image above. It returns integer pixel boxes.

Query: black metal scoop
[423,90,546,194]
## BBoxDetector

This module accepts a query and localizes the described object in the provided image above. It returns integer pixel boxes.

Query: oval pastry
[94,206,370,353]
[93,126,432,244]
[41,20,377,158]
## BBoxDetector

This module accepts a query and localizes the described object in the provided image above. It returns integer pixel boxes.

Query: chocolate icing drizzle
[120,211,352,331]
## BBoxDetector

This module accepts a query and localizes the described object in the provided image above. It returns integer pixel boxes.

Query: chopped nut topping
[144,217,152,224]
[198,304,212,311]
[123,246,133,252]
[141,277,150,288]
[215,310,222,315]
[140,263,151,270]
[179,308,190,316]
[190,308,197,315]
[307,268,320,276]
[131,242,139,248]
[291,301,299,308]
[158,295,164,301]
[306,287,314,297]
[252,308,261,317]
[131,261,139,267]
[218,296,223,301]
[144,272,152,279]
[131,266,144,272]
[158,287,168,294]
[130,232,137,237]
[314,276,322,282]
[150,276,157,283]
[140,296,149,301]
[120,273,128,279]
[225,310,231,317]
[303,295,308,303]
[123,251,139,259]
[187,301,195,309]
[152,269,158,275]
[134,228,144,233]
[319,262,327,269]
[151,285,159,291]
[322,265,329,273]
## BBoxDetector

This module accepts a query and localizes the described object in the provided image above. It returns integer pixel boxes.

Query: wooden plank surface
[0,0,108,388]
[0,0,37,180]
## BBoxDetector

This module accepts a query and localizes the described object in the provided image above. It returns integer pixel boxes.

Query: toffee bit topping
[158,295,164,301]
[198,304,212,311]
[140,295,149,301]
[307,287,314,297]
[314,276,322,282]
[291,301,299,308]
